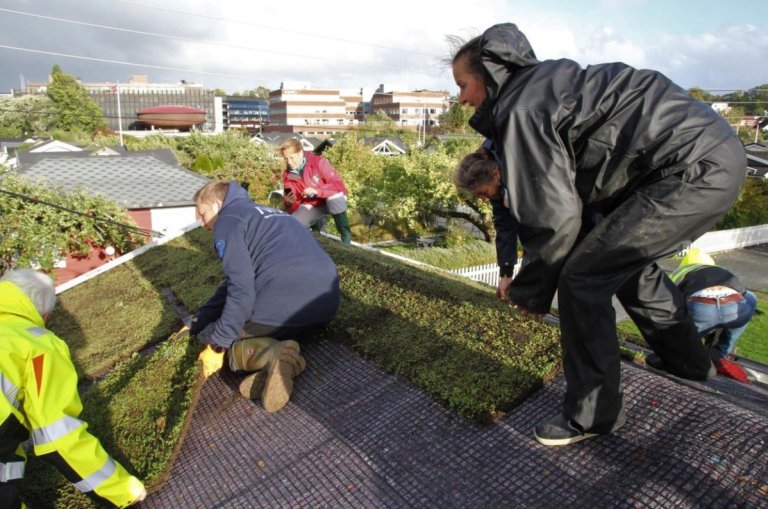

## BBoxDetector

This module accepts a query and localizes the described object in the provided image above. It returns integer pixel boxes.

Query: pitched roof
[14,149,210,209]
[28,139,83,153]
[253,133,315,151]
[362,136,407,155]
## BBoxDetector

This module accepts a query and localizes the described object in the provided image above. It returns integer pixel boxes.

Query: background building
[222,96,270,133]
[26,74,218,133]
[266,81,365,136]
[371,85,450,132]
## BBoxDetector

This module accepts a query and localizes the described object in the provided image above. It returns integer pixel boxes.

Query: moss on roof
[25,227,562,505]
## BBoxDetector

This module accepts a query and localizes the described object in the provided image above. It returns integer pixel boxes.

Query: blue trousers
[689,291,757,358]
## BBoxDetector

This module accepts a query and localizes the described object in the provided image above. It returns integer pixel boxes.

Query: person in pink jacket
[279,138,352,245]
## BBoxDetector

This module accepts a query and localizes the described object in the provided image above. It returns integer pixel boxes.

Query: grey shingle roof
[14,150,210,209]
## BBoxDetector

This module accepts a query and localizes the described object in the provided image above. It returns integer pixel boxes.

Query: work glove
[198,345,225,379]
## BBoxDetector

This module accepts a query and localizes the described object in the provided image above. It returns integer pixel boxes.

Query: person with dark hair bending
[450,23,747,446]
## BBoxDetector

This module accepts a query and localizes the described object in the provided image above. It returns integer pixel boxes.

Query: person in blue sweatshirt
[191,180,340,412]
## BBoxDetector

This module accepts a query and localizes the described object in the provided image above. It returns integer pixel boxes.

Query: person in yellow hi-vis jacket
[0,269,146,508]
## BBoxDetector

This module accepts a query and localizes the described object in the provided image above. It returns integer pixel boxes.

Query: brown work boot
[238,348,307,401]
[261,340,306,413]
[231,337,306,411]
[239,370,267,400]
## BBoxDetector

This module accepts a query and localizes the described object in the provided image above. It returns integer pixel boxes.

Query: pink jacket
[282,152,348,214]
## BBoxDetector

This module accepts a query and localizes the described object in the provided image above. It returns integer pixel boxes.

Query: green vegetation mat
[21,330,202,508]
[380,240,497,270]
[25,227,562,505]
[318,238,562,422]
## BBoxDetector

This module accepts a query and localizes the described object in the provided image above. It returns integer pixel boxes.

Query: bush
[0,174,143,276]
[716,178,768,229]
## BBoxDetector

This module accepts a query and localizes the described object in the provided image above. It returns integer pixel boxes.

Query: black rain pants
[556,135,747,433]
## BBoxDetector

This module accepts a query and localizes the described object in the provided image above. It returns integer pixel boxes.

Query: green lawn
[734,290,767,363]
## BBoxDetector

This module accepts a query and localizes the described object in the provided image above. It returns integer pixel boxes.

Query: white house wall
[151,206,198,236]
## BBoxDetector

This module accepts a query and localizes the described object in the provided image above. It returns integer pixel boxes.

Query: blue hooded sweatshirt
[192,181,340,348]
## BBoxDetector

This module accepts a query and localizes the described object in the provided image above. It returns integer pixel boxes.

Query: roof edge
[55,220,202,294]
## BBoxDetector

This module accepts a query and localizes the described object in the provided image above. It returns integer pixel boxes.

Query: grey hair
[0,269,57,316]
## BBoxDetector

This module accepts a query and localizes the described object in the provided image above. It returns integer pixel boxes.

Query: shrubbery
[716,178,768,229]
[0,174,143,275]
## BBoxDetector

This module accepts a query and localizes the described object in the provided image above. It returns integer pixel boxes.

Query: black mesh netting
[144,340,768,508]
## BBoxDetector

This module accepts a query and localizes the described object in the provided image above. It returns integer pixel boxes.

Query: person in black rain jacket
[450,23,747,446]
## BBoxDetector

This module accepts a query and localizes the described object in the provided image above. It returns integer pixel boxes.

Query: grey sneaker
[534,414,597,446]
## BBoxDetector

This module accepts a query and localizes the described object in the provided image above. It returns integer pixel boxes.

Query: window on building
[402,108,408,114]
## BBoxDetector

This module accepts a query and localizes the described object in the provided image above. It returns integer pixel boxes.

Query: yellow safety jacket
[0,281,144,508]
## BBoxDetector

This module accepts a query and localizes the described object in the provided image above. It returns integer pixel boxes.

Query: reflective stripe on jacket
[669,264,746,298]
[0,281,144,508]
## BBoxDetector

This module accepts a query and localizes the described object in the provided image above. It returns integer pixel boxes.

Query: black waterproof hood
[480,23,540,103]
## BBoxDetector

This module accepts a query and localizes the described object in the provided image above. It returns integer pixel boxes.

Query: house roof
[746,150,768,178]
[14,149,210,209]
[0,137,39,154]
[28,139,83,153]
[363,136,407,154]
[253,133,315,151]
[51,229,768,507]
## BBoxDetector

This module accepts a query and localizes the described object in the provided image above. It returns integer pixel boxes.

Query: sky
[0,0,767,99]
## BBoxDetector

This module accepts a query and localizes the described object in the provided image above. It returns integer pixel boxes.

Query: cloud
[0,0,765,97]
[647,23,768,90]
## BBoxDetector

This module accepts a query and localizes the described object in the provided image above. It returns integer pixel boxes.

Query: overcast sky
[1,0,766,98]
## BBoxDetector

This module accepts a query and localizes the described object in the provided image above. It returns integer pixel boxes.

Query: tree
[723,84,768,116]
[232,86,271,99]
[323,134,386,213]
[212,88,228,96]
[716,178,768,229]
[174,131,282,200]
[0,95,58,135]
[688,87,716,104]
[363,111,396,132]
[46,65,106,132]
[438,102,474,134]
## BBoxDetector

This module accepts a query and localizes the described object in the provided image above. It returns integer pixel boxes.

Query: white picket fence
[446,225,768,289]
[449,263,520,288]
[692,224,768,253]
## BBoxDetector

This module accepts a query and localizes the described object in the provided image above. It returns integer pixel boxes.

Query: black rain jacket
[469,23,737,313]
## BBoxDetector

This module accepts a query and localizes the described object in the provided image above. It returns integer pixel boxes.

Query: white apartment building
[266,81,365,136]
[371,85,450,131]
